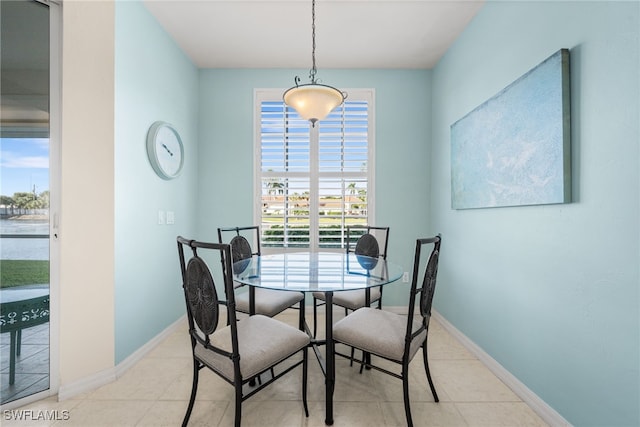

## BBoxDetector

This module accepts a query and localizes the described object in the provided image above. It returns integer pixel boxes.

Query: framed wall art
[450,49,571,209]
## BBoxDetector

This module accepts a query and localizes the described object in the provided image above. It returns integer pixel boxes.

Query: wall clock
[146,121,184,180]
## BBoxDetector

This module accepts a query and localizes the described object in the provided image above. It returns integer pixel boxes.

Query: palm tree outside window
[255,89,375,252]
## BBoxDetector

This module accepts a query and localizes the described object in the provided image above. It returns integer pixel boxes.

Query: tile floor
[1,283,51,404]
[2,310,548,426]
[1,323,50,403]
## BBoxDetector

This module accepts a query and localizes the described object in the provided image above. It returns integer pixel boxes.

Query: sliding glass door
[1,0,58,405]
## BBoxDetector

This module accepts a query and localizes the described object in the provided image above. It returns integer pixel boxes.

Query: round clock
[146,121,184,180]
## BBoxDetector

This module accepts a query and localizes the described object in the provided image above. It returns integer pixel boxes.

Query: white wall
[58,0,200,392]
[59,0,115,386]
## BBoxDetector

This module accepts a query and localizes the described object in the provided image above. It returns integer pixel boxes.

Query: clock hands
[161,143,174,157]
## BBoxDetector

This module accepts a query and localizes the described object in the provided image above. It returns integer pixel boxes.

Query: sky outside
[0,138,49,198]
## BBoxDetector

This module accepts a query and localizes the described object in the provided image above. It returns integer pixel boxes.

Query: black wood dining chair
[177,236,310,427]
[332,234,441,427]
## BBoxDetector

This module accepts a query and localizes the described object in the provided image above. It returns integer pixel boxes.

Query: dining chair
[312,225,390,337]
[177,236,310,427]
[332,234,441,427]
[218,226,305,324]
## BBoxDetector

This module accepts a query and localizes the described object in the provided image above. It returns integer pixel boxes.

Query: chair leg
[402,363,414,427]
[251,374,262,386]
[359,352,367,374]
[16,329,22,356]
[182,360,200,427]
[302,347,309,417]
[313,297,318,338]
[234,382,242,427]
[9,331,17,385]
[422,340,439,402]
[298,297,305,332]
[341,306,354,367]
[348,347,365,370]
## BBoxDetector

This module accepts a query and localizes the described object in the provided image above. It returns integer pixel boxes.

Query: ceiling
[143,0,485,69]
[0,0,50,135]
[1,0,485,134]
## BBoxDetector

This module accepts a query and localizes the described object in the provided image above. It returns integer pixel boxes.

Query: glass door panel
[1,0,51,405]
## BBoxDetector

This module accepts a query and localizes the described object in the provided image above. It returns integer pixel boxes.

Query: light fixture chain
[283,0,345,126]
[310,0,317,83]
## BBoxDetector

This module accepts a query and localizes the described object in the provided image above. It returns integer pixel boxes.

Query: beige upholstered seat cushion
[313,288,382,310]
[194,314,310,381]
[333,307,426,362]
[235,288,303,317]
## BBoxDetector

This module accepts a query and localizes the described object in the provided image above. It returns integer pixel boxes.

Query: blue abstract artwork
[451,49,571,209]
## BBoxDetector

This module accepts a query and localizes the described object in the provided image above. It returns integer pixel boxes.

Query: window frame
[254,88,376,253]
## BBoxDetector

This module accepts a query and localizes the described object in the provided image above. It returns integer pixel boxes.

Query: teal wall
[197,68,432,306]
[114,1,199,363]
[430,2,639,426]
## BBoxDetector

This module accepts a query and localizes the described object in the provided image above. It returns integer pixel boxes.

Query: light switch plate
[166,211,175,225]
[158,210,165,225]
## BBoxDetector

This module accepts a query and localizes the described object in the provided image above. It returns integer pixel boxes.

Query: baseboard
[432,310,571,427]
[57,367,115,402]
[57,315,186,401]
[114,315,186,378]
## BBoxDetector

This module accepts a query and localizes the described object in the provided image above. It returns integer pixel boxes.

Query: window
[255,89,374,252]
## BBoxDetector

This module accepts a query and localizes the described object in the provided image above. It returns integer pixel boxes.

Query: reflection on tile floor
[2,311,549,426]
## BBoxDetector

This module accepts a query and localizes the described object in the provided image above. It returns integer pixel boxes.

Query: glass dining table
[233,251,403,425]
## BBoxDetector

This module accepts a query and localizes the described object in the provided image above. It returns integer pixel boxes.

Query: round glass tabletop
[233,251,403,292]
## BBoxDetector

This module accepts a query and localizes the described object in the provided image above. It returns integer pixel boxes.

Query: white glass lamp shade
[283,84,345,124]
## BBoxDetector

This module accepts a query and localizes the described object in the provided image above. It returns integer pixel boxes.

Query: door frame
[1,0,61,409]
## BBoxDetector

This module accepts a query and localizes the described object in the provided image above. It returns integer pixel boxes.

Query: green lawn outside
[0,260,50,288]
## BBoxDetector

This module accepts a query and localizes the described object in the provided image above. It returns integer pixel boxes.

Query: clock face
[147,122,184,179]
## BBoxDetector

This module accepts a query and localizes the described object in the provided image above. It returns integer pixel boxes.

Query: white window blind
[255,89,374,252]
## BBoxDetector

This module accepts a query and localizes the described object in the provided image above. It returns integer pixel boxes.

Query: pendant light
[283,0,346,126]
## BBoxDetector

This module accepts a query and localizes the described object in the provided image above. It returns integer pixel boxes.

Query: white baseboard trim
[114,315,186,378]
[432,310,571,427]
[57,367,115,402]
[57,315,186,401]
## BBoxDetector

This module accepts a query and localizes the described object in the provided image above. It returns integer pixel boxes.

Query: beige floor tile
[145,331,192,359]
[327,360,381,402]
[57,399,154,426]
[428,321,476,360]
[303,401,385,427]
[1,394,89,426]
[455,402,549,426]
[136,400,228,426]
[369,365,445,403]
[158,367,235,401]
[1,403,65,427]
[87,358,191,401]
[431,360,520,402]
[381,401,468,427]
[218,399,307,426]
[7,312,548,427]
